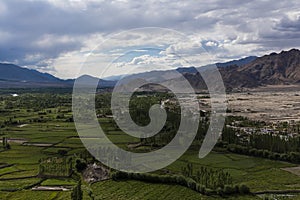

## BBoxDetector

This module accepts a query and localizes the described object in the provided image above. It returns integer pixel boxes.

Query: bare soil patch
[32,186,71,191]
[226,85,300,122]
[282,166,300,176]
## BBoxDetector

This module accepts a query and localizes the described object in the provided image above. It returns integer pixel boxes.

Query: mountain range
[221,49,300,89]
[202,48,300,90]
[0,49,300,90]
[0,63,116,88]
[117,49,300,92]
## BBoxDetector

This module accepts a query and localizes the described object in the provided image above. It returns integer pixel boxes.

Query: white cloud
[205,41,218,47]
[35,34,77,48]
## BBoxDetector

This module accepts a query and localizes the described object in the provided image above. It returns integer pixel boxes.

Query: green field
[91,180,258,200]
[0,190,71,200]
[167,151,300,192]
[1,122,300,199]
[1,93,300,199]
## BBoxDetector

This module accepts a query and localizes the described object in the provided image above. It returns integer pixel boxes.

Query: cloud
[205,41,218,47]
[0,0,300,78]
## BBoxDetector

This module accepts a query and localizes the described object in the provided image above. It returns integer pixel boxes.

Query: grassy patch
[0,190,71,200]
[91,180,258,200]
[41,178,77,186]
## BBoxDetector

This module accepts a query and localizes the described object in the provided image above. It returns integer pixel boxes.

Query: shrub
[175,175,187,186]
[195,183,205,193]
[234,184,240,193]
[75,159,87,172]
[186,178,197,190]
[262,150,270,158]
[223,185,235,195]
[57,149,68,156]
[204,188,214,196]
[217,187,224,196]
[239,184,250,194]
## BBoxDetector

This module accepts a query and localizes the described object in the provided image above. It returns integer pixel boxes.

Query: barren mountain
[180,49,300,91]
[236,49,300,85]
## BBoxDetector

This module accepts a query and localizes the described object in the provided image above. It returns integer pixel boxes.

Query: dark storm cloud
[0,0,85,66]
[276,16,300,32]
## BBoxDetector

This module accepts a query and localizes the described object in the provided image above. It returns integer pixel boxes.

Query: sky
[1,0,300,79]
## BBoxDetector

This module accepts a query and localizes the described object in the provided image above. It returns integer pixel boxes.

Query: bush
[234,184,240,193]
[223,185,235,195]
[57,149,68,156]
[204,188,214,196]
[195,183,205,193]
[75,159,87,172]
[175,175,187,186]
[249,148,256,155]
[262,150,270,158]
[186,178,197,190]
[217,187,224,196]
[239,184,250,194]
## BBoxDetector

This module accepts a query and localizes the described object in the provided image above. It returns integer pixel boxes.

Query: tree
[71,180,83,200]
[239,184,250,194]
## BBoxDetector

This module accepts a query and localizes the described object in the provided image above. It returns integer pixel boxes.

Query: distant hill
[0,63,116,88]
[74,75,117,88]
[0,63,61,83]
[116,56,258,88]
[103,56,257,81]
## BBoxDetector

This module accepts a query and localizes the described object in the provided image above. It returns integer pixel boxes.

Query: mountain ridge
[221,48,300,89]
[0,63,116,88]
[1,49,300,90]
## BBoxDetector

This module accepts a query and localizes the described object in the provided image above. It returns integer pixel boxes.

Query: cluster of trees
[95,93,112,116]
[129,95,161,126]
[0,117,24,127]
[111,170,250,196]
[221,117,300,163]
[181,163,232,190]
[95,92,211,150]
[277,121,300,133]
[222,126,240,145]
[95,92,175,120]
[39,157,73,177]
[138,116,209,149]
[220,114,300,163]
[226,144,300,163]
[2,93,71,110]
[249,133,300,153]
[0,102,73,128]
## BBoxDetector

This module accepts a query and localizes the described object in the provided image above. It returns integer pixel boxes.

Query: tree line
[111,168,250,196]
